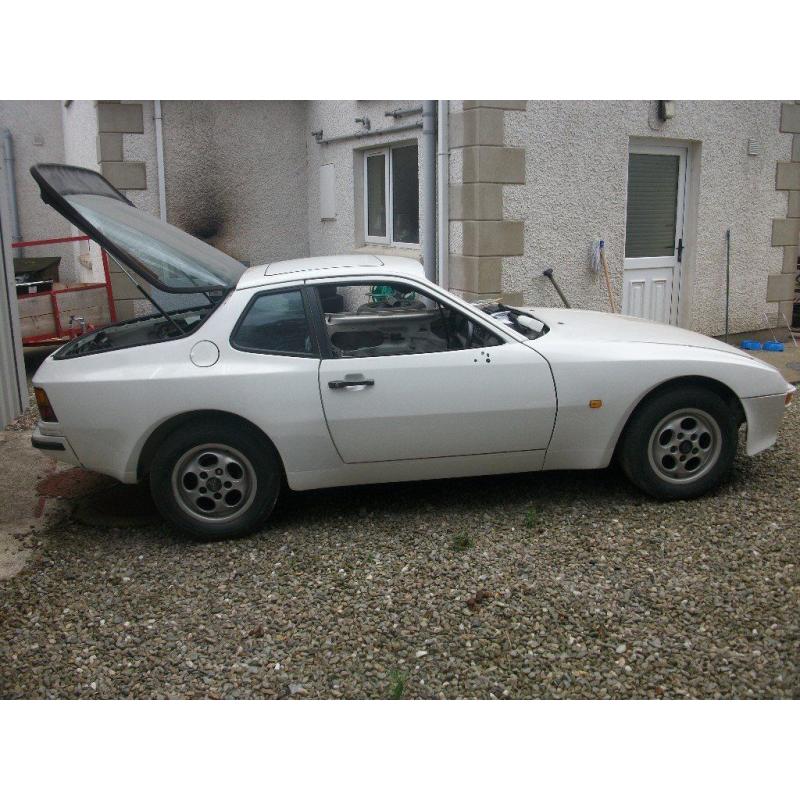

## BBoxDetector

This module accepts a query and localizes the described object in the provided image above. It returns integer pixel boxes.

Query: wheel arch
[612,375,745,459]
[136,410,285,481]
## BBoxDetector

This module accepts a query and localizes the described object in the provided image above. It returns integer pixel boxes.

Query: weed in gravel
[451,532,475,551]
[466,589,492,610]
[389,670,407,699]
[524,507,538,529]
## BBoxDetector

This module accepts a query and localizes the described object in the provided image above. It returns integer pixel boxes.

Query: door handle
[677,238,684,263]
[328,378,375,389]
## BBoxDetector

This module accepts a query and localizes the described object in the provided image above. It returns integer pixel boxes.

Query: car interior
[315,282,503,358]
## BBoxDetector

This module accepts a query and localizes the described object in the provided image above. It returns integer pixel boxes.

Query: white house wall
[0,101,80,283]
[502,101,791,335]
[305,101,425,263]
[8,99,788,338]
[161,101,310,267]
[61,100,105,284]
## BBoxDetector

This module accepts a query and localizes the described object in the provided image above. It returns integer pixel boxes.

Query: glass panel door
[622,143,688,325]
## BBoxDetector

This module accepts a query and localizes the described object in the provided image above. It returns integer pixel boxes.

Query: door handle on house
[328,378,375,389]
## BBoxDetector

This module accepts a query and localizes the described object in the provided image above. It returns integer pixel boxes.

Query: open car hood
[30,164,246,294]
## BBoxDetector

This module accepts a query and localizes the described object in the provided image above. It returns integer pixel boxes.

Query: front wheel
[149,421,282,540]
[619,386,739,500]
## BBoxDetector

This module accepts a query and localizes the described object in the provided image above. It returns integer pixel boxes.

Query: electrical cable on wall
[591,239,618,314]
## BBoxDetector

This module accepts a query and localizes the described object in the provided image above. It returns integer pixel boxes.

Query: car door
[312,279,556,464]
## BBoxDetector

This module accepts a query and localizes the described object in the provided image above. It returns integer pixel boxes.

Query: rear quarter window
[231,289,317,356]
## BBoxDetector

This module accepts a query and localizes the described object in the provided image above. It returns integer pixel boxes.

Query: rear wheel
[619,386,739,500]
[149,421,281,540]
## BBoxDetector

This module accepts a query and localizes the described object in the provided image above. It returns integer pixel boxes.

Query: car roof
[235,254,428,290]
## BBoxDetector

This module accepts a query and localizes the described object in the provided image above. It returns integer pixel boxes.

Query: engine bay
[54,306,212,359]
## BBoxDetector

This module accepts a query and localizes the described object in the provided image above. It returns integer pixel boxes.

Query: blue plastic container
[740,340,763,350]
[763,341,785,352]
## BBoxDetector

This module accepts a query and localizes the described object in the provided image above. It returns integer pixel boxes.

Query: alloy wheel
[647,407,722,484]
[171,443,258,523]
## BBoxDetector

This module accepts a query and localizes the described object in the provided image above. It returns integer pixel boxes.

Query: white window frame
[363,145,419,248]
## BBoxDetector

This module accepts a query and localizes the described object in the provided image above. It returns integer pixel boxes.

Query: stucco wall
[61,100,104,283]
[502,101,791,335]
[161,101,309,266]
[305,100,424,263]
[0,100,81,282]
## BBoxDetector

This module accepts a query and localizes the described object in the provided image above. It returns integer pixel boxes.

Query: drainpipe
[422,101,437,281]
[154,101,167,222]
[1,130,22,252]
[436,100,449,288]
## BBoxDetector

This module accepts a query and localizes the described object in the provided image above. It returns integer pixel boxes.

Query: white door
[319,342,556,463]
[622,144,687,324]
[311,279,556,464]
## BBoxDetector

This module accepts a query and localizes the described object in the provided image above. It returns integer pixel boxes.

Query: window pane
[625,153,680,258]
[392,145,419,244]
[366,154,386,237]
[233,290,315,355]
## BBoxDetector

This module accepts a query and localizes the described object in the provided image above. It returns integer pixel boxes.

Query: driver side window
[312,281,503,359]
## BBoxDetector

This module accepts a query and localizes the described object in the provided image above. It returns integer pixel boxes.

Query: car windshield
[31,164,246,293]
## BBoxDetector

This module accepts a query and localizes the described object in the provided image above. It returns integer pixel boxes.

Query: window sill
[355,244,422,262]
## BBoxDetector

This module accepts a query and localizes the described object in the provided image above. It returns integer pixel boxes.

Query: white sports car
[29,164,794,540]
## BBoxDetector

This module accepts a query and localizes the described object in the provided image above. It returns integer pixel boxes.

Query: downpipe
[422,101,437,281]
[154,101,167,222]
[1,129,23,251]
[436,100,449,289]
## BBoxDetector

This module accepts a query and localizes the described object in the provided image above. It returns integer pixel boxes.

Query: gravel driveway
[1,405,797,699]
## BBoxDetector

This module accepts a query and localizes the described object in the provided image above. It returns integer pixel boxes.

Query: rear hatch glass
[30,164,246,293]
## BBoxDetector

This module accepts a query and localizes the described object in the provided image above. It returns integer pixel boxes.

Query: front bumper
[741,390,793,456]
[31,425,81,466]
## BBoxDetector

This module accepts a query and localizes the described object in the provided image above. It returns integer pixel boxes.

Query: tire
[619,386,739,500]
[149,421,282,541]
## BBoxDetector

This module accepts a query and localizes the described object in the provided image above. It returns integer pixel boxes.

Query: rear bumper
[741,392,792,456]
[31,426,81,466]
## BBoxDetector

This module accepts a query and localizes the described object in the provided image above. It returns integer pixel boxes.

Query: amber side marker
[786,391,796,407]
[34,387,58,422]
[589,399,603,409]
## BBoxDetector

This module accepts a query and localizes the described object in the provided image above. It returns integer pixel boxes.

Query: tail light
[786,390,795,407]
[34,387,58,422]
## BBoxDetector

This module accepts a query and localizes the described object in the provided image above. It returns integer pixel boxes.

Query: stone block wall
[448,101,527,304]
[771,101,800,323]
